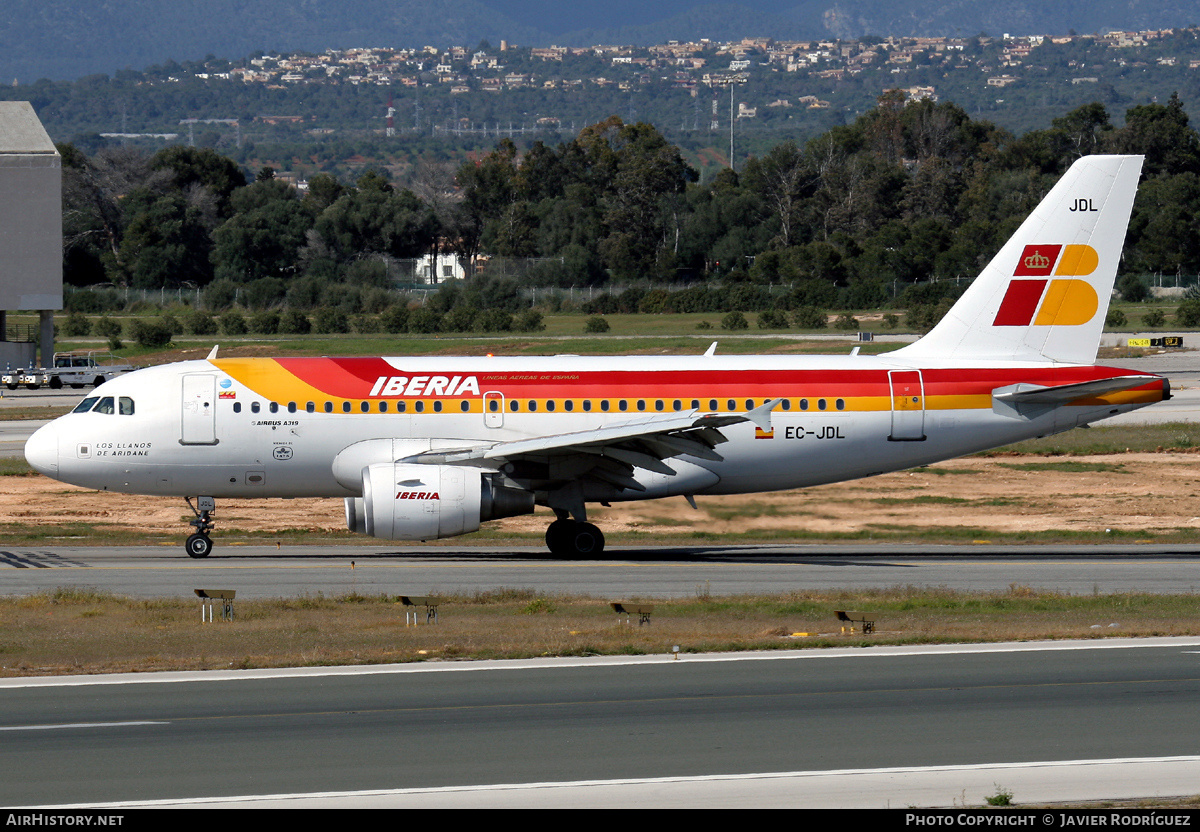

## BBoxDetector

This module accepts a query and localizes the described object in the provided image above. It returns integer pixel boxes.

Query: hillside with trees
[58,94,1200,338]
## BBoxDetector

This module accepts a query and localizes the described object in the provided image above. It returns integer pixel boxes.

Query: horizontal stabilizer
[993,375,1162,405]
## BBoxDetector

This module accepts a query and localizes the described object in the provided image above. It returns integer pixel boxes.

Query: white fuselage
[24,352,1165,505]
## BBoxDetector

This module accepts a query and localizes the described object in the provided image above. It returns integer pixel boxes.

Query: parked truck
[5,351,134,390]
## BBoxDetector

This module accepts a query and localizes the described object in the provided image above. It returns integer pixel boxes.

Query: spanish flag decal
[755,427,775,439]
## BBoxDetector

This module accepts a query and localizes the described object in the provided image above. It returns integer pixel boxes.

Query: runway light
[672,645,680,660]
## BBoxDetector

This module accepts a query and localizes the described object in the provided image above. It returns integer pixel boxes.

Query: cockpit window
[119,396,135,415]
[94,396,115,414]
[73,397,98,414]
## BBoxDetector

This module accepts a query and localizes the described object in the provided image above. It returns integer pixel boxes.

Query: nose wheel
[184,496,216,558]
[185,533,213,558]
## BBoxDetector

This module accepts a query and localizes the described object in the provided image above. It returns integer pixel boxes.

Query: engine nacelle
[348,462,534,541]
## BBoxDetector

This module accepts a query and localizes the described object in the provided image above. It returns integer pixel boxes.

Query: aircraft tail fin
[895,155,1144,365]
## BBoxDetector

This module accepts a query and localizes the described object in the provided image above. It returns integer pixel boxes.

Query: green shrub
[757,309,788,329]
[93,317,123,339]
[312,307,350,334]
[515,310,545,333]
[720,311,748,330]
[585,315,610,333]
[61,312,92,337]
[476,309,514,332]
[792,306,827,329]
[408,308,442,334]
[1142,309,1166,328]
[442,306,479,333]
[279,309,311,334]
[185,310,217,335]
[379,304,410,333]
[1118,274,1149,303]
[834,313,860,331]
[249,310,281,334]
[350,314,379,334]
[203,279,239,311]
[128,319,174,349]
[219,311,248,335]
[1177,298,1200,327]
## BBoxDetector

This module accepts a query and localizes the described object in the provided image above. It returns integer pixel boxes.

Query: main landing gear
[545,518,606,557]
[185,496,216,558]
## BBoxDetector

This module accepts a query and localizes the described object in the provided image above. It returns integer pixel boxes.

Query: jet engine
[345,462,534,541]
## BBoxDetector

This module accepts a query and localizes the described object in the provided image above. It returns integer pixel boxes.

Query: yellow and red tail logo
[993,244,1099,326]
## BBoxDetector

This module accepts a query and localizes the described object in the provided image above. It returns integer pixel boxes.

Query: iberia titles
[368,375,481,397]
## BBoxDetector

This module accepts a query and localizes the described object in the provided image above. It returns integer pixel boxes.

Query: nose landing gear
[184,496,216,558]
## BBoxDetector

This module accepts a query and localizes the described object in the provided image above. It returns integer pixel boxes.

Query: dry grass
[3,585,1200,678]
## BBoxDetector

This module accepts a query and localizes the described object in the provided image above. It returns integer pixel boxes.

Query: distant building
[417,253,466,284]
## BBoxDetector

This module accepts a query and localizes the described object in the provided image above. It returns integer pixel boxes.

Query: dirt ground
[5,451,1200,543]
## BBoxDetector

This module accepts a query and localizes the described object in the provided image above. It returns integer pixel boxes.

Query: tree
[151,146,246,217]
[210,180,315,283]
[1117,93,1200,178]
[118,191,214,288]
[313,178,439,263]
[60,145,164,285]
[742,141,812,249]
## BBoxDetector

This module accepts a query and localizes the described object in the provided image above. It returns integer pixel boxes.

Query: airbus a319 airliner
[25,155,1168,557]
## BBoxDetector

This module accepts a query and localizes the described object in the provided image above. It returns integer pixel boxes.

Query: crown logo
[1023,252,1050,269]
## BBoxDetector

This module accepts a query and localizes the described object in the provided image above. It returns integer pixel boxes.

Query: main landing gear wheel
[185,533,213,558]
[545,519,606,557]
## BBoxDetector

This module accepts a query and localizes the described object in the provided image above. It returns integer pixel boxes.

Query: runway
[3,638,1199,808]
[4,544,1200,597]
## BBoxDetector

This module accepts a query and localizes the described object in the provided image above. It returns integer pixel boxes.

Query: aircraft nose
[24,422,59,477]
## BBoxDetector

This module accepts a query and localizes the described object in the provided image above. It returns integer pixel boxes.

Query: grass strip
[1,585,1199,678]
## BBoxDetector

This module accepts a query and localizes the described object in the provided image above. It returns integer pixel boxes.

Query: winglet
[704,342,718,357]
[746,398,784,432]
[207,345,219,360]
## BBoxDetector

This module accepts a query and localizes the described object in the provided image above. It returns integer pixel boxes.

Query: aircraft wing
[403,399,783,492]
